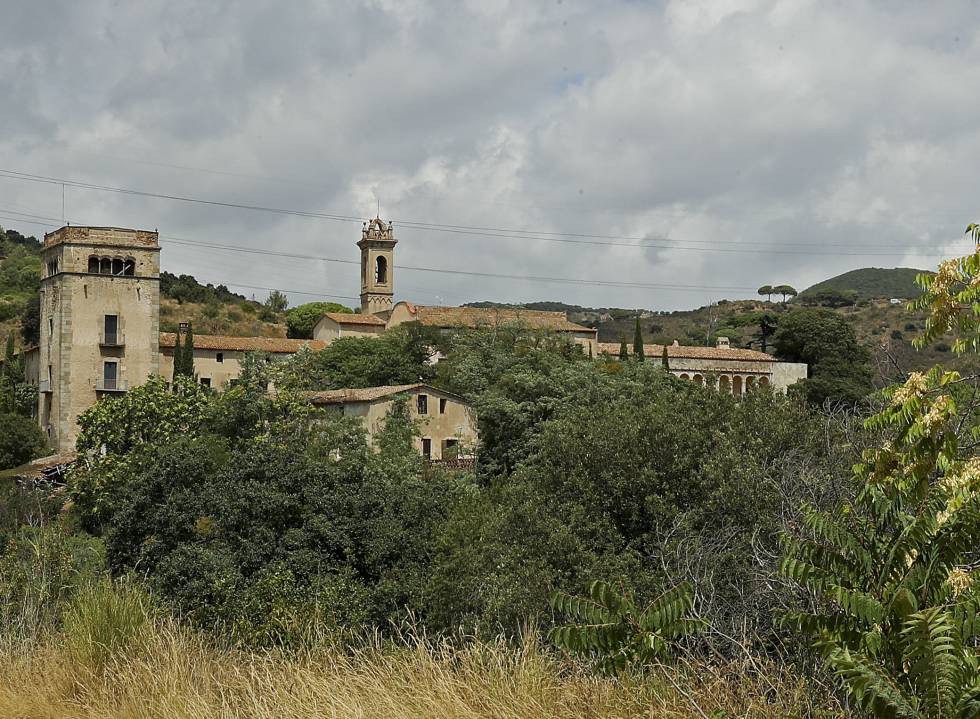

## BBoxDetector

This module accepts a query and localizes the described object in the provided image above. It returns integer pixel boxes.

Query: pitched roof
[398,304,596,334]
[308,383,468,405]
[596,342,776,362]
[321,312,385,326]
[159,333,325,353]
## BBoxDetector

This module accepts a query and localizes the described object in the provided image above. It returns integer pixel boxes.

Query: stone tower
[38,226,161,452]
[358,217,397,316]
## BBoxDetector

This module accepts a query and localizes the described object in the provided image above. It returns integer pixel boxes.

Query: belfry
[357,217,397,317]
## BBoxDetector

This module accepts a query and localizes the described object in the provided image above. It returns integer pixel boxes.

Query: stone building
[596,337,807,394]
[308,383,477,460]
[33,226,161,451]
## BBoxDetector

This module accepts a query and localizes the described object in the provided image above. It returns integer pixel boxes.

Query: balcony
[95,378,128,393]
[99,331,125,348]
[38,379,51,393]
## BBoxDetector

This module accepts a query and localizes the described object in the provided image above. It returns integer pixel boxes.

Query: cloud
[1,0,978,311]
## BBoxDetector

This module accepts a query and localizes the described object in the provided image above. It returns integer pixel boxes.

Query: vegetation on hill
[801,266,929,301]
[0,226,41,346]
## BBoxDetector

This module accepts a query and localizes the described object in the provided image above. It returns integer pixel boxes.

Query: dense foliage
[801,266,927,302]
[285,301,353,338]
[160,271,248,305]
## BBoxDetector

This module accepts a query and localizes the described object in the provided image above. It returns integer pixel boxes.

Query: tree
[549,580,703,673]
[618,334,628,361]
[773,284,798,302]
[20,294,40,346]
[758,313,776,353]
[661,344,669,370]
[285,302,353,339]
[0,412,47,470]
[799,289,858,308]
[265,290,288,313]
[758,284,774,302]
[632,316,644,361]
[173,323,195,378]
[772,307,872,406]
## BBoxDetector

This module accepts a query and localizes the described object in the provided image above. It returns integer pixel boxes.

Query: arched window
[88,256,99,273]
[759,377,770,387]
[111,258,124,275]
[123,259,135,276]
[719,375,731,394]
[679,373,690,380]
[693,374,704,386]
[375,255,388,284]
[746,376,756,391]
[99,257,112,274]
[733,376,743,397]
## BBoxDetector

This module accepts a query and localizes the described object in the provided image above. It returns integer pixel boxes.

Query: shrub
[0,412,46,470]
[63,578,154,675]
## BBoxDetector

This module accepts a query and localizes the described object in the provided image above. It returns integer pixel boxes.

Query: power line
[0,167,966,257]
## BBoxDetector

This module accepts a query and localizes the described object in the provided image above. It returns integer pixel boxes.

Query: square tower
[358,217,397,317]
[38,226,161,452]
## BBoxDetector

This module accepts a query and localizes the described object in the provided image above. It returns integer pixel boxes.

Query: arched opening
[88,256,99,273]
[693,374,704,386]
[679,373,690,380]
[111,258,124,275]
[123,259,135,276]
[375,255,388,284]
[99,257,112,274]
[745,376,756,391]
[733,376,743,397]
[759,377,770,388]
[719,375,731,394]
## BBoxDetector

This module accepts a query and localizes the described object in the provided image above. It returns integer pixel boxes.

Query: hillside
[800,267,929,301]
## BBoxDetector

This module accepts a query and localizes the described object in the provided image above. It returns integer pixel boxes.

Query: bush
[63,578,154,674]
[285,302,354,339]
[0,412,47,470]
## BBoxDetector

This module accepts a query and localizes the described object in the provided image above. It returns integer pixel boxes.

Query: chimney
[716,336,730,349]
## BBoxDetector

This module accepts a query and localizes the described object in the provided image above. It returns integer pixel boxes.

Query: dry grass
[0,619,850,719]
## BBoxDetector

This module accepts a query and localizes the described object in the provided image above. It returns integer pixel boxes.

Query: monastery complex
[20,219,806,453]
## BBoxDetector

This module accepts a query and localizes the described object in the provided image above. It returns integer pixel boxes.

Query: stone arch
[759,376,770,388]
[99,257,112,274]
[375,255,388,284]
[745,376,756,391]
[693,374,704,386]
[679,373,690,380]
[719,375,731,394]
[733,375,743,397]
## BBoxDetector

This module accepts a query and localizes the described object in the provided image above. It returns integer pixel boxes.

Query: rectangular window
[439,398,447,414]
[421,438,432,459]
[103,361,117,390]
[216,352,224,363]
[443,438,458,457]
[417,394,428,415]
[104,315,118,345]
[200,377,211,388]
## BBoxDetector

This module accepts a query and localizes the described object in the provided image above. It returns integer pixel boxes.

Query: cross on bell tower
[358,217,397,316]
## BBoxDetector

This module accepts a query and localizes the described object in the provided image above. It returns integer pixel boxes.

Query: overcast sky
[1,0,978,311]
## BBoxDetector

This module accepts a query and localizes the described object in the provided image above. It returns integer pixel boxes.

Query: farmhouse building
[308,383,477,460]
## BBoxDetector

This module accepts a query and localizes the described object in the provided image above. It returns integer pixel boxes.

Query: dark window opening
[417,394,428,415]
[111,258,124,275]
[200,377,211,387]
[123,259,135,276]
[439,398,447,414]
[47,260,58,276]
[103,361,118,390]
[88,256,99,273]
[443,438,458,457]
[100,257,112,274]
[375,255,388,284]
[103,315,118,345]
[216,352,224,363]
[421,438,432,459]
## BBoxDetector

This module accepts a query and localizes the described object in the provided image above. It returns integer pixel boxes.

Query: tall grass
[0,615,850,718]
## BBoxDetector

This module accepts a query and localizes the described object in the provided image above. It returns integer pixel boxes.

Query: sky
[1,0,979,311]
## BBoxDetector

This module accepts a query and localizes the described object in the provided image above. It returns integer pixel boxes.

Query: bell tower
[358,217,397,317]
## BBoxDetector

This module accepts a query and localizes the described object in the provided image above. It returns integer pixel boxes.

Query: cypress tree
[182,322,196,378]
[661,344,669,370]
[173,330,184,378]
[633,316,644,362]
[618,334,629,361]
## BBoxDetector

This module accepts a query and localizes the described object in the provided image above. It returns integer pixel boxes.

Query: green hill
[801,267,930,301]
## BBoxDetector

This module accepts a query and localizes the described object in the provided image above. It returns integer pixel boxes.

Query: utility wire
[0,167,966,256]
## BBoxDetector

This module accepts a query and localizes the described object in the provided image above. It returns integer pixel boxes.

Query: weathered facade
[308,383,478,460]
[36,226,161,451]
[596,337,807,394]
[312,312,386,343]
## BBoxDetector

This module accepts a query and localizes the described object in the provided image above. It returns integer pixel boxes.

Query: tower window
[375,255,388,284]
[47,260,58,276]
[111,258,124,275]
[100,257,112,274]
[123,259,135,276]
[103,361,118,390]
[88,256,99,273]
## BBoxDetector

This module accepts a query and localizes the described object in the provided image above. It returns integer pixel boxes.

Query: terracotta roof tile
[596,342,776,362]
[403,305,596,334]
[159,333,325,353]
[308,383,424,404]
[322,312,385,326]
